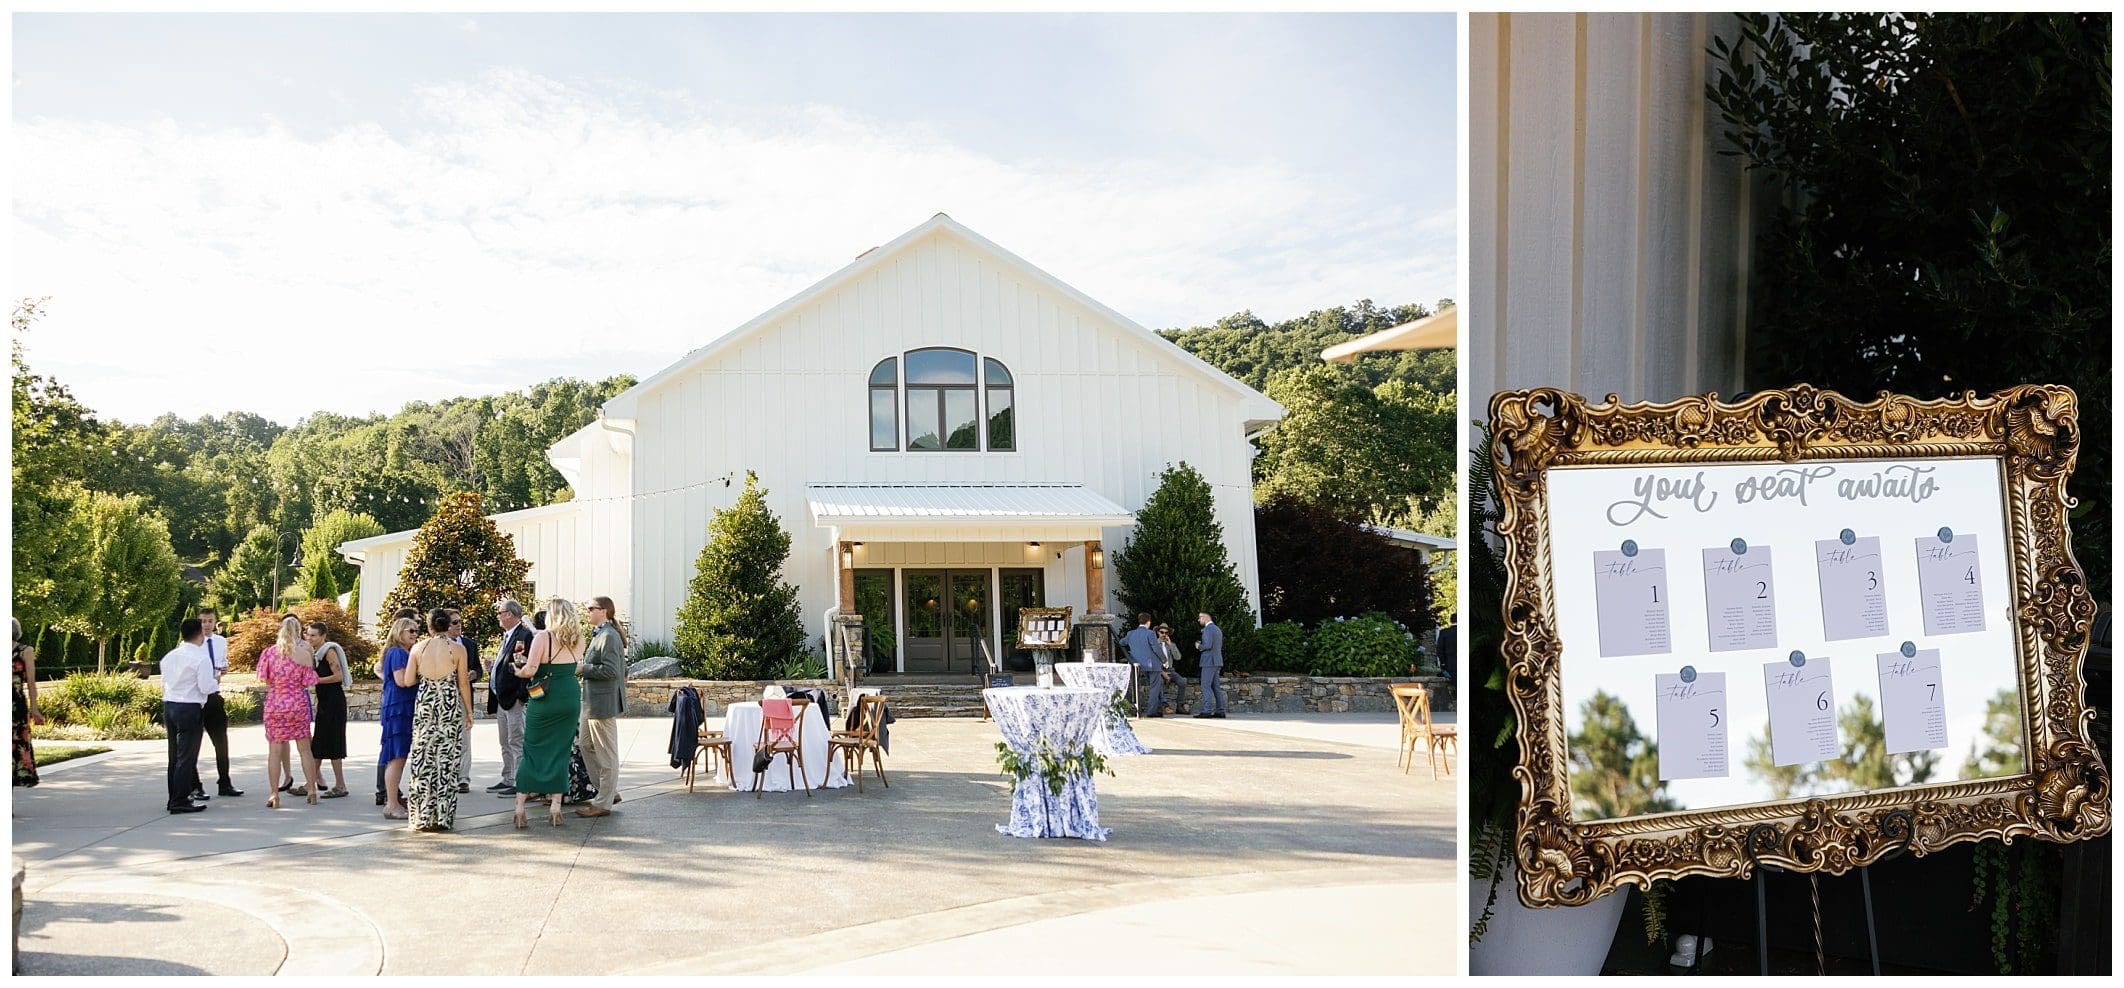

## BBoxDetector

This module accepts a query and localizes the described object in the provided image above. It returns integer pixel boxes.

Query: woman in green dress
[513,597,583,828]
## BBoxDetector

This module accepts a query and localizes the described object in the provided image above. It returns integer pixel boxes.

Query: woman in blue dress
[378,617,419,820]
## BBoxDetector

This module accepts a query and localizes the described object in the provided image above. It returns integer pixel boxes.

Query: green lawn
[33,743,113,767]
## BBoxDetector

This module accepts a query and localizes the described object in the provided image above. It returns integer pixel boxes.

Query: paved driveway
[11,710,1453,975]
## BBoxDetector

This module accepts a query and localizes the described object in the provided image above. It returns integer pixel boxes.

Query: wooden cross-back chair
[1393,684,1456,778]
[753,697,812,797]
[827,693,890,793]
[685,720,734,793]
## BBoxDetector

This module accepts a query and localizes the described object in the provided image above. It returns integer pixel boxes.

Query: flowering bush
[1307,612,1418,678]
[1253,621,1309,672]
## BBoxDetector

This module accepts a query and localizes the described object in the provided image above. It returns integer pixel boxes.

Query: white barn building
[340,214,1284,677]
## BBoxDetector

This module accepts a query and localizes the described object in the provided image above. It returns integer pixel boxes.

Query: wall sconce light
[1091,548,1105,570]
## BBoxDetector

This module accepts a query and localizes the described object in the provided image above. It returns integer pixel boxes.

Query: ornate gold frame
[1488,384,2109,907]
[1017,606,1075,650]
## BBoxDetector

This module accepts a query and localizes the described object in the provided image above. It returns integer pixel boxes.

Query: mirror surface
[1546,456,2025,821]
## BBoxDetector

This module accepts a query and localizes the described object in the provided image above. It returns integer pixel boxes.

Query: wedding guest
[160,619,211,815]
[513,598,582,828]
[304,621,351,798]
[575,596,627,818]
[1122,614,1163,717]
[191,608,243,800]
[1193,612,1227,719]
[13,619,44,788]
[486,598,534,796]
[1154,624,1187,715]
[258,616,323,808]
[378,606,421,806]
[405,609,470,831]
[378,617,419,820]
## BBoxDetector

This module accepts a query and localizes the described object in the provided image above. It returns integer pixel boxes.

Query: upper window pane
[983,358,1012,387]
[869,388,897,450]
[869,358,898,387]
[987,388,1015,450]
[906,348,977,386]
[944,390,979,449]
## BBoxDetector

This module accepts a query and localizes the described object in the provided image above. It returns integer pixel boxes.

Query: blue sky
[13,13,1458,424]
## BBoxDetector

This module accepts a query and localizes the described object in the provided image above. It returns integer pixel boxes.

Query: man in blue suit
[1193,612,1227,718]
[1121,613,1164,717]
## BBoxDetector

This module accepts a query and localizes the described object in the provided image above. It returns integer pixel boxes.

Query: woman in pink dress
[258,615,322,808]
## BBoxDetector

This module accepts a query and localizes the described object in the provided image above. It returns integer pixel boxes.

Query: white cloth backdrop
[723,701,851,792]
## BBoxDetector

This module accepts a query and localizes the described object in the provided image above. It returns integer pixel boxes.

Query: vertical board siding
[1471,12,1756,406]
[618,228,1266,644]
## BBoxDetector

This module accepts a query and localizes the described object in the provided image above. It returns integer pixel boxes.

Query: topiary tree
[672,471,806,679]
[378,491,530,646]
[299,549,339,602]
[1112,462,1257,676]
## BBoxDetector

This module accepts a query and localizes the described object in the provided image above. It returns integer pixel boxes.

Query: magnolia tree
[672,472,806,679]
[1112,462,1256,674]
[378,492,530,645]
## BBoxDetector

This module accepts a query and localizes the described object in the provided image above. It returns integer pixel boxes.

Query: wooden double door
[901,568,1046,675]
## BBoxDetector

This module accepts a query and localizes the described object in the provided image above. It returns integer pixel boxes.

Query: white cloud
[13,68,1454,425]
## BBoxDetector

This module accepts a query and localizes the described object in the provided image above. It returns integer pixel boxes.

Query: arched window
[868,358,898,451]
[984,357,1015,451]
[905,348,979,451]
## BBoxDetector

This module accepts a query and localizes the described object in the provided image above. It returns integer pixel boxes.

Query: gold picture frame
[1488,383,2109,907]
[1017,606,1075,650]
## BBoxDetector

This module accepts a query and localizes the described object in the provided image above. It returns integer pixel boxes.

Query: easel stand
[1743,840,1892,977]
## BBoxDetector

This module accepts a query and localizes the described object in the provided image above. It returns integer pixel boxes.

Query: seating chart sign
[1016,607,1074,650]
[1489,386,2108,907]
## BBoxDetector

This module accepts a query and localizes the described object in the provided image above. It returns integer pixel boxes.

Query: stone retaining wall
[230,674,1450,719]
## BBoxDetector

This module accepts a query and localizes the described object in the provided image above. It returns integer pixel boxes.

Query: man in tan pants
[577,597,628,816]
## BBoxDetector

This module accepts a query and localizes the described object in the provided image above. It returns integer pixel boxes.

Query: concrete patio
[11,709,1453,976]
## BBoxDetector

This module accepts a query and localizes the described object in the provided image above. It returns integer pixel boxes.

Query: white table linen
[1054,661,1152,755]
[983,685,1111,840]
[722,700,851,792]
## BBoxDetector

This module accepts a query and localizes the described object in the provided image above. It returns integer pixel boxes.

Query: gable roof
[600,213,1284,428]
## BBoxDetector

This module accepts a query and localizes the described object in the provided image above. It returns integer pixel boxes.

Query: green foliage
[1112,462,1257,675]
[32,744,111,767]
[36,673,164,739]
[1568,691,1679,820]
[68,490,184,673]
[211,524,288,615]
[671,472,808,679]
[1710,12,2111,602]
[220,690,260,725]
[377,492,532,646]
[1253,620,1308,672]
[1158,299,1455,394]
[994,738,1114,799]
[768,649,829,682]
[12,299,101,635]
[1968,841,2057,973]
[1306,613,1419,678]
[1254,364,1456,526]
[633,638,676,661]
[300,509,383,592]
[1255,494,1436,636]
[1413,492,1459,623]
[300,548,340,602]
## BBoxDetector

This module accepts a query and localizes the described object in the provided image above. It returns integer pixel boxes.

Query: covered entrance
[810,483,1134,678]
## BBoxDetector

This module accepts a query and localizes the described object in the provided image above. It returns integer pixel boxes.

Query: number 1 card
[1592,548,1671,658]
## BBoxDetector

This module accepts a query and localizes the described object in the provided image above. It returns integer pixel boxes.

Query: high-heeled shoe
[549,803,564,827]
[267,793,281,809]
[514,807,528,830]
[306,789,318,806]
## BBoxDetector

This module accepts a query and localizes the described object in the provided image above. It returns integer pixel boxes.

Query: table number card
[1702,542,1778,651]
[1655,671,1728,780]
[1815,535,1889,641]
[1592,548,1671,657]
[1763,659,1840,766]
[1876,647,1949,754]
[1915,533,1985,635]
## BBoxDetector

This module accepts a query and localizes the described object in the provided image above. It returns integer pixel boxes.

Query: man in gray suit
[1193,612,1227,718]
[1121,613,1164,717]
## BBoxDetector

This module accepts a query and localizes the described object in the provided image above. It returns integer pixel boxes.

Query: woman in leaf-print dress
[13,619,44,788]
[404,608,471,832]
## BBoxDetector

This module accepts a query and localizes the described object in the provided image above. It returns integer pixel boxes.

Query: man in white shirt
[190,608,243,799]
[161,618,212,814]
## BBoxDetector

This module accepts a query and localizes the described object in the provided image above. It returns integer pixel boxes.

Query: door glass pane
[906,348,977,385]
[905,572,944,639]
[999,569,1045,672]
[987,388,1014,450]
[944,389,978,449]
[906,389,942,449]
[869,388,898,450]
[950,571,991,670]
[853,570,895,672]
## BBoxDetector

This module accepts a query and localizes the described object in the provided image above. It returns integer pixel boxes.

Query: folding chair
[753,697,812,797]
[828,693,890,793]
